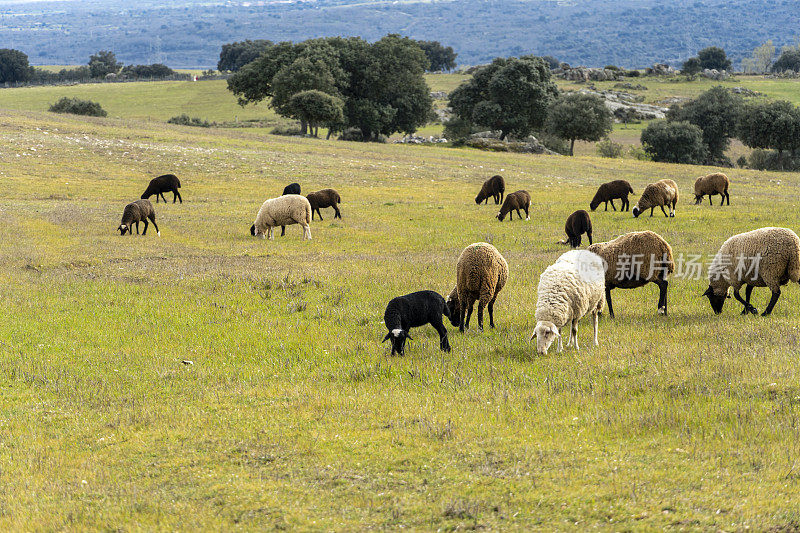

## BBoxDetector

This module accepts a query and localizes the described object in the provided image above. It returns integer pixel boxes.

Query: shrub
[746,149,800,171]
[338,127,364,142]
[533,131,570,155]
[167,114,212,127]
[625,70,642,77]
[641,120,706,164]
[628,145,652,161]
[270,124,303,136]
[736,155,748,168]
[597,138,624,158]
[48,97,107,117]
[604,65,620,71]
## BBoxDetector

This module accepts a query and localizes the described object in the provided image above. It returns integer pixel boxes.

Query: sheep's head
[496,211,506,222]
[474,193,484,205]
[589,195,600,211]
[531,321,560,355]
[694,195,703,205]
[632,205,641,218]
[445,292,461,327]
[382,328,412,356]
[118,224,129,235]
[704,285,729,314]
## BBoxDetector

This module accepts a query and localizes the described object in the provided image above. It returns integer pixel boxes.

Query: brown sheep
[496,190,531,221]
[694,173,730,205]
[632,179,678,218]
[589,180,634,211]
[118,199,159,236]
[559,210,593,248]
[475,175,505,205]
[446,243,509,332]
[306,189,342,221]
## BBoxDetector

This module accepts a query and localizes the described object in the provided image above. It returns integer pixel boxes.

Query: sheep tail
[305,203,312,225]
[789,250,800,284]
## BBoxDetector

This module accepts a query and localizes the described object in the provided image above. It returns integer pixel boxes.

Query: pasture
[2,104,800,530]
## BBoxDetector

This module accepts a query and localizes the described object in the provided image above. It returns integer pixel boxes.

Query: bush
[736,155,748,168]
[604,65,620,71]
[167,114,212,127]
[533,131,570,155]
[628,145,652,161]
[625,70,642,77]
[641,120,706,164]
[442,116,475,142]
[597,138,624,158]
[746,149,800,171]
[48,97,107,117]
[270,124,303,136]
[338,127,364,142]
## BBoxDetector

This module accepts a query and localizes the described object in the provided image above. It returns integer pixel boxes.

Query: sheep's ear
[529,330,537,341]
[551,325,560,337]
[405,333,413,340]
[250,224,256,236]
[382,333,391,343]
[702,287,712,297]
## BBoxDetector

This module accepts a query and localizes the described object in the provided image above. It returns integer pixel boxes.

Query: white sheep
[531,250,605,355]
[250,194,312,240]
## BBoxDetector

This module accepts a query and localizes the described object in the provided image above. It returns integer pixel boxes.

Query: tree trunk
[314,126,319,137]
[499,131,507,141]
[300,119,308,135]
[326,129,332,140]
[570,138,575,156]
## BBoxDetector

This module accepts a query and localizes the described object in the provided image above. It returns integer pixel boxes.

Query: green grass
[2,107,800,530]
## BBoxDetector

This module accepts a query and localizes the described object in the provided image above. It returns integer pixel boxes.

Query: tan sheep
[250,194,312,240]
[632,179,678,218]
[704,227,800,316]
[694,172,730,205]
[446,242,509,332]
[588,230,674,317]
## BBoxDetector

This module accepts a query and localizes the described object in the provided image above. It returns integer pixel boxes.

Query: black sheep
[306,188,342,221]
[382,290,452,356]
[496,190,530,221]
[118,199,159,236]
[280,182,302,236]
[475,175,505,205]
[560,210,593,248]
[141,174,182,204]
[589,180,634,212]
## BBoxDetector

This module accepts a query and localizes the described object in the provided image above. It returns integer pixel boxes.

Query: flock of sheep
[382,172,800,357]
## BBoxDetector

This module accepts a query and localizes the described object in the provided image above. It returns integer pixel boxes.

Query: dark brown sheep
[559,210,593,248]
[118,199,159,236]
[475,175,505,205]
[496,190,530,221]
[694,173,730,205]
[589,180,634,211]
[306,189,342,221]
[141,174,182,204]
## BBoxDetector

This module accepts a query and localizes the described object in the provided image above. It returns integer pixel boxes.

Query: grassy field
[2,105,800,530]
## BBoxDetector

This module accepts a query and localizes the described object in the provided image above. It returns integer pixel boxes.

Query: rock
[730,86,762,97]
[702,68,729,80]
[579,89,667,121]
[558,66,624,82]
[645,63,676,76]
[464,133,557,155]
[614,82,648,91]
[430,91,448,100]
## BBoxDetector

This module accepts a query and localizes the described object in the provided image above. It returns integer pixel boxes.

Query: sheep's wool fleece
[638,179,678,210]
[588,231,674,284]
[710,227,800,292]
[535,250,605,328]
[254,194,311,228]
[456,243,509,298]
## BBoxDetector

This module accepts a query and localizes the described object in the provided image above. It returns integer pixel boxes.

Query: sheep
[118,199,159,236]
[589,180,635,211]
[475,175,506,205]
[704,227,800,316]
[446,242,509,332]
[531,250,605,355]
[496,190,531,222]
[282,182,301,196]
[559,210,593,248]
[588,230,674,318]
[382,290,452,356]
[632,179,678,218]
[250,194,311,240]
[306,189,342,221]
[694,172,730,205]
[141,174,182,204]
[280,183,302,237]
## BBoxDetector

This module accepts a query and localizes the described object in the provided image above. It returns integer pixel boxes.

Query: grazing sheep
[632,179,678,218]
[559,210,593,248]
[475,175,506,205]
[250,194,312,240]
[704,227,800,316]
[118,199,159,236]
[282,182,301,196]
[382,290,452,356]
[446,242,509,332]
[141,174,182,204]
[496,190,531,221]
[590,180,635,211]
[694,172,730,205]
[531,250,605,355]
[588,230,674,318]
[306,189,342,221]
[280,183,302,237]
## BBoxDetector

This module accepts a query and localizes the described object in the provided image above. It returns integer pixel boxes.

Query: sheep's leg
[464,299,475,330]
[148,215,160,236]
[744,285,757,314]
[142,219,149,235]
[317,209,324,221]
[500,192,504,204]
[610,200,616,211]
[650,207,654,217]
[302,223,312,240]
[174,190,182,203]
[762,288,781,316]
[431,316,451,352]
[572,319,580,351]
[622,198,628,211]
[135,221,140,234]
[709,196,713,206]
[605,287,615,319]
[280,226,286,237]
[267,227,274,240]
[524,206,530,221]
[660,205,668,217]
[476,294,491,332]
[671,200,676,217]
[487,295,498,329]
[656,279,668,315]
[515,209,522,220]
[458,304,467,333]
[333,205,341,219]
[733,287,751,315]
[587,231,592,245]
[592,310,599,347]
[604,201,608,211]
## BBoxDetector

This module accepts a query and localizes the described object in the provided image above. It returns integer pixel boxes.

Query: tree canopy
[289,90,345,138]
[89,50,122,78]
[772,49,800,72]
[697,46,732,71]
[641,121,706,164]
[738,100,800,154]
[415,40,457,71]
[217,40,273,72]
[668,86,742,162]
[0,49,32,84]
[545,92,613,156]
[449,56,558,140]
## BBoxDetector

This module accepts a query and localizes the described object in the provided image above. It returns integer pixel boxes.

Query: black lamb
[280,182,302,236]
[382,290,452,356]
[589,180,634,211]
[141,174,182,204]
[560,210,593,248]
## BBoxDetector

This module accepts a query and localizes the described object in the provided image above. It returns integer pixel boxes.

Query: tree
[289,90,345,137]
[415,40,457,72]
[217,40,273,72]
[0,49,32,84]
[738,100,800,155]
[669,86,742,161]
[772,49,800,73]
[541,56,560,70]
[741,40,775,73]
[449,56,558,140]
[697,46,732,71]
[272,57,338,134]
[682,57,702,76]
[545,92,613,155]
[88,50,122,78]
[641,121,706,164]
